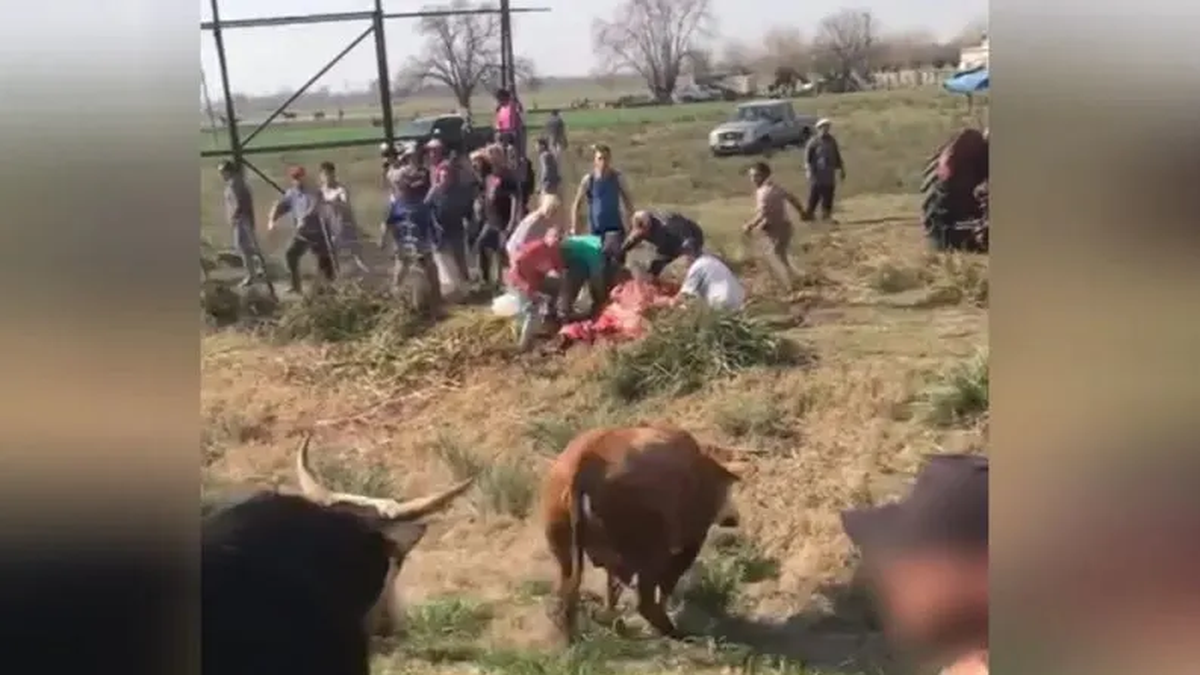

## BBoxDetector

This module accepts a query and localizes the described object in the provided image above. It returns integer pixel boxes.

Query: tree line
[214,0,986,113]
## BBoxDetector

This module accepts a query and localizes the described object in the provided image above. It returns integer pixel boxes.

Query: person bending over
[622,210,704,279]
[668,238,745,312]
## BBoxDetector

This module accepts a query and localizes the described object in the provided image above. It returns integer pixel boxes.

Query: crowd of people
[216,89,850,351]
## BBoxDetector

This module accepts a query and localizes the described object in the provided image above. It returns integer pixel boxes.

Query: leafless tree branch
[396,0,534,108]
[591,0,714,102]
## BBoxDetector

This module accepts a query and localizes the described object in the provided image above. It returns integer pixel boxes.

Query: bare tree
[718,39,755,72]
[812,8,880,89]
[592,0,715,102]
[761,27,811,72]
[684,47,715,79]
[397,0,527,108]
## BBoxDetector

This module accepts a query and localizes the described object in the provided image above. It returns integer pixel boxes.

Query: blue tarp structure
[944,67,989,94]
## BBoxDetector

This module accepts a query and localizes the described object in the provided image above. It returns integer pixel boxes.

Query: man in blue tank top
[569,143,634,288]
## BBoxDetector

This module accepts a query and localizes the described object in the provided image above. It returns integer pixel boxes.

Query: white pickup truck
[707,99,818,156]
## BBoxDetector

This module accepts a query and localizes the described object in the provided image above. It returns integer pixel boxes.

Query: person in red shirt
[506,230,566,351]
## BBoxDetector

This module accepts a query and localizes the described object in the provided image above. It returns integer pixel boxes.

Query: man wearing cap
[218,161,261,287]
[621,209,704,280]
[266,165,336,294]
[803,118,846,223]
[840,454,989,675]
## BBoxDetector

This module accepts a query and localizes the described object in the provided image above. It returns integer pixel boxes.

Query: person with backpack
[569,143,634,288]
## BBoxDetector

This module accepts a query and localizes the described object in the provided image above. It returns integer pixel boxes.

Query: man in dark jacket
[622,210,704,279]
[804,118,846,223]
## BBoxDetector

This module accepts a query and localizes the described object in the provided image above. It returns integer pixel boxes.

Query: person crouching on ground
[665,238,745,312]
[507,230,609,351]
[840,454,989,675]
[379,149,443,315]
[318,161,370,275]
[506,229,566,352]
[622,209,704,280]
[266,165,336,295]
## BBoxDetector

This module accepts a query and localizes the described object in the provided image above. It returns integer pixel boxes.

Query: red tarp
[559,278,680,344]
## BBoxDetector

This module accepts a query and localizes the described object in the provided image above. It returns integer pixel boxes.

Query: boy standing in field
[544,110,567,156]
[317,161,370,274]
[218,160,262,287]
[266,165,337,295]
[570,144,634,288]
[536,137,561,198]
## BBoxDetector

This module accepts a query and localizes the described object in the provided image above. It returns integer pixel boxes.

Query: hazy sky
[199,0,987,95]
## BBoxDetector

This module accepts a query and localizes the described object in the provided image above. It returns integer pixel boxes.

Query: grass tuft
[273,281,421,344]
[602,308,808,402]
[924,349,989,427]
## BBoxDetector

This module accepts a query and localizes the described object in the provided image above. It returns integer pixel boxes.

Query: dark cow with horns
[539,424,748,642]
[202,433,475,675]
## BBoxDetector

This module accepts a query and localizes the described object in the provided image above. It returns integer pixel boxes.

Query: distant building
[958,33,989,71]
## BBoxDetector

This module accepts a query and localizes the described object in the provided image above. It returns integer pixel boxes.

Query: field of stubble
[200,86,989,675]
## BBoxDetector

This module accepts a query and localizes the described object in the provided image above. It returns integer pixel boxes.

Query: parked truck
[707,99,817,156]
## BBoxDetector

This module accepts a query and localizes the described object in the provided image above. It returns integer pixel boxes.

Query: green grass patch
[923,349,989,427]
[601,308,807,402]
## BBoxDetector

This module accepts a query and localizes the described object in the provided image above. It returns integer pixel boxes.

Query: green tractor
[920,127,988,253]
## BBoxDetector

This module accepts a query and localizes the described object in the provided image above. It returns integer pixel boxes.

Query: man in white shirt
[671,238,745,311]
[318,161,370,274]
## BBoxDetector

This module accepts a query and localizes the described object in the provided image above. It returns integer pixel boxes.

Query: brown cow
[540,424,748,642]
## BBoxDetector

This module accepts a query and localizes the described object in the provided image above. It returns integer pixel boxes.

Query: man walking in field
[317,161,370,275]
[544,110,567,156]
[218,160,262,287]
[570,144,634,288]
[536,137,562,198]
[266,165,337,295]
[743,161,807,289]
[804,118,845,223]
[381,148,443,315]
[424,139,474,286]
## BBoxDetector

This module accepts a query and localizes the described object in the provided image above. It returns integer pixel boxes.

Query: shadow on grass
[671,577,895,675]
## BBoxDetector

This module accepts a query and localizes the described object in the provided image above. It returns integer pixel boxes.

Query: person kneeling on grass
[665,238,745,312]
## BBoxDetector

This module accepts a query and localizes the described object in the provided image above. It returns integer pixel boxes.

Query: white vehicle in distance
[707,99,818,156]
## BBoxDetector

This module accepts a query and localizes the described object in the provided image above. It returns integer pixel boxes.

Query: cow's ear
[378,521,427,558]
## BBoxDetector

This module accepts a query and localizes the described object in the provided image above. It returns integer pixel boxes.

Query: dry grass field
[201,87,989,675]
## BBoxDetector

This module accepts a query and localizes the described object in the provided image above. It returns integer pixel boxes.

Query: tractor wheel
[921,178,954,250]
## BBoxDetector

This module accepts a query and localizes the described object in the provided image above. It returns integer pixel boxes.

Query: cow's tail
[566,453,606,598]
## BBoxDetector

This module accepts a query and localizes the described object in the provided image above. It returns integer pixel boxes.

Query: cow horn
[296,432,335,504]
[295,432,475,520]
